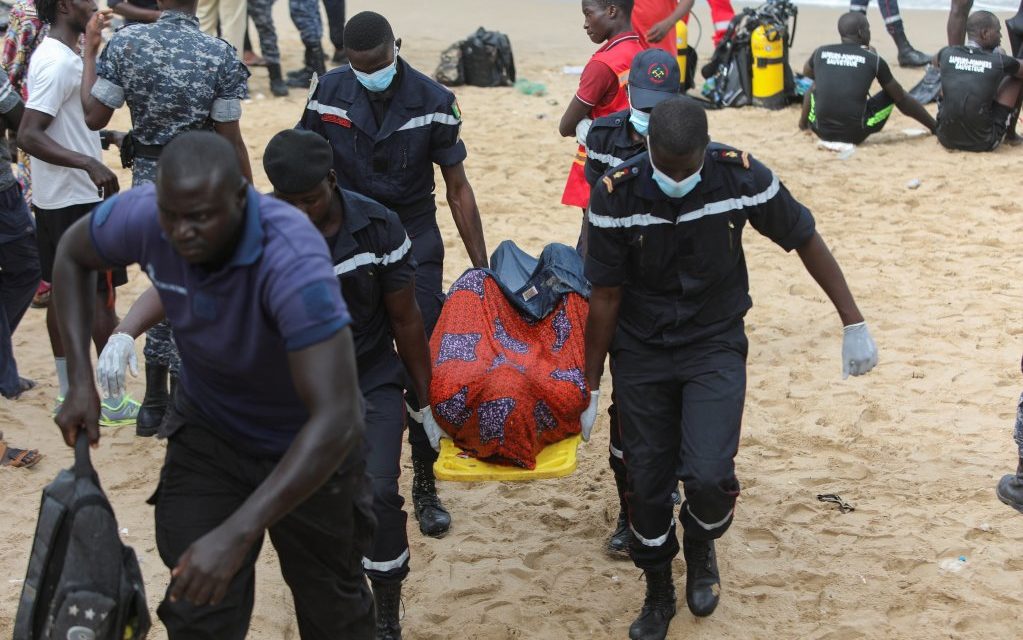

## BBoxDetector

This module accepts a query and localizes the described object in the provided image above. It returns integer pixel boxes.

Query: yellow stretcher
[433,435,582,482]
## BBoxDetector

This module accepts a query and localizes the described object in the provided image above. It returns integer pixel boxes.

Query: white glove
[96,332,138,399]
[415,404,447,452]
[575,117,593,146]
[580,390,600,442]
[842,322,878,379]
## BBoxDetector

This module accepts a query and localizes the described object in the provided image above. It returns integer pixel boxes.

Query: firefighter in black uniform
[582,47,680,558]
[936,10,1023,151]
[297,11,488,537]
[581,97,879,640]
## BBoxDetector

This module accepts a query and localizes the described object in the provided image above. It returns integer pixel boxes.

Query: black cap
[263,129,333,194]
[628,49,681,110]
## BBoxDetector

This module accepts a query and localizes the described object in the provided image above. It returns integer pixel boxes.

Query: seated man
[936,10,1023,151]
[799,12,936,144]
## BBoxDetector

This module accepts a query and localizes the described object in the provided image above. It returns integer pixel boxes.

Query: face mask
[629,108,650,136]
[648,140,702,198]
[354,44,398,92]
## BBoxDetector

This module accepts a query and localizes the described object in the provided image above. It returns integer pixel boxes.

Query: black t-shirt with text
[937,45,1020,150]
[808,43,893,138]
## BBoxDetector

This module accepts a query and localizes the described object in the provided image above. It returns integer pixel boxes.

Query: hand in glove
[576,117,593,146]
[580,390,600,442]
[421,405,448,452]
[842,322,878,379]
[96,332,137,399]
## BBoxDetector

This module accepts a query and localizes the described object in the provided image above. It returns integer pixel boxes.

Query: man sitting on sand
[935,10,1023,151]
[799,12,935,144]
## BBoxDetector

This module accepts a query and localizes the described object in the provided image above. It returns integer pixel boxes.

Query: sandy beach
[3,0,1023,638]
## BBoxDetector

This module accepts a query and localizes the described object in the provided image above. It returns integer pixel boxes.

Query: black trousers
[613,323,747,570]
[152,418,376,639]
[361,352,410,583]
[404,223,446,463]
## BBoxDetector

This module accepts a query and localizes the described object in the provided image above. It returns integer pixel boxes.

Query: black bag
[14,435,151,640]
[434,41,465,87]
[461,27,515,87]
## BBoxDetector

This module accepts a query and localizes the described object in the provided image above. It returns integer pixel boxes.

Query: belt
[133,142,165,159]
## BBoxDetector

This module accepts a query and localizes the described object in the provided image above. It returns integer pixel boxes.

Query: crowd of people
[0,0,1021,639]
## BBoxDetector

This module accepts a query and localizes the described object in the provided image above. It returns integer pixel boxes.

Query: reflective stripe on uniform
[333,235,412,276]
[630,517,675,547]
[587,148,626,168]
[397,112,461,131]
[686,505,733,531]
[609,443,624,460]
[362,548,410,572]
[884,14,903,23]
[587,174,781,229]
[306,100,350,119]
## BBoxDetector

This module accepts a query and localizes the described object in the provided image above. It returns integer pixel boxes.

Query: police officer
[80,0,251,437]
[581,97,878,640]
[798,12,935,144]
[263,129,441,639]
[299,10,488,538]
[246,0,289,96]
[583,47,680,557]
[935,10,1023,151]
[285,0,326,89]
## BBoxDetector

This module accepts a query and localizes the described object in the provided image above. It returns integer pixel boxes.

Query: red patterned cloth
[429,269,589,469]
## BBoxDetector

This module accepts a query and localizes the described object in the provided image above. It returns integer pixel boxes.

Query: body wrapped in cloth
[429,242,590,469]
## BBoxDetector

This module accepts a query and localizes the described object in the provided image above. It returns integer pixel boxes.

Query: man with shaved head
[52,131,376,638]
[799,12,935,143]
[936,10,1023,151]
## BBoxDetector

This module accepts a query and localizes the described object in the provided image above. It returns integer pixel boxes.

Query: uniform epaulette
[601,164,641,194]
[711,148,751,169]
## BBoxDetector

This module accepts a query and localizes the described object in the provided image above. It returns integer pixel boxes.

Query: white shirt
[25,37,103,210]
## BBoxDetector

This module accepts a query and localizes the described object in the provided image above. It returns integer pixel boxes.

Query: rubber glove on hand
[580,390,600,442]
[576,117,593,146]
[842,322,878,379]
[96,332,137,399]
[421,406,447,452]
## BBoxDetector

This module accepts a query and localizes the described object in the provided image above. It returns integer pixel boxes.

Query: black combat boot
[332,49,348,65]
[267,63,289,97]
[893,31,930,67]
[607,471,632,557]
[372,580,402,640]
[682,535,721,617]
[411,458,451,537]
[996,457,1023,514]
[287,43,327,88]
[628,566,677,640]
[136,364,168,438]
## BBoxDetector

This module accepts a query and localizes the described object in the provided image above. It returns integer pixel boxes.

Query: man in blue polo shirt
[52,132,375,639]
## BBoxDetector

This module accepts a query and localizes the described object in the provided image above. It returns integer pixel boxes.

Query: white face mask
[647,138,702,198]
[353,44,399,92]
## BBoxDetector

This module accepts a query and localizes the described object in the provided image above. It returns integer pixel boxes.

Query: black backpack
[14,435,151,640]
[436,27,516,88]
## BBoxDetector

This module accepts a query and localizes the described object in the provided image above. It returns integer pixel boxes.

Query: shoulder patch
[711,149,751,169]
[603,165,641,194]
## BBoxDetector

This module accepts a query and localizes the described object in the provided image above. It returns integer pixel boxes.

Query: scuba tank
[750,23,786,109]
[676,19,688,89]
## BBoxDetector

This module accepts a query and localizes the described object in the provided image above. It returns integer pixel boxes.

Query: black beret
[263,129,333,194]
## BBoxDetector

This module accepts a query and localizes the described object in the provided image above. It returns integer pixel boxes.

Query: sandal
[0,431,43,469]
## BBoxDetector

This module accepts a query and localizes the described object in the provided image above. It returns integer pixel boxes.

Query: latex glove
[842,322,878,379]
[96,332,138,399]
[421,405,447,452]
[580,390,600,442]
[575,117,593,146]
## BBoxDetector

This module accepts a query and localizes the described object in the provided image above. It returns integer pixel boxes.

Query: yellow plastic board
[433,435,582,482]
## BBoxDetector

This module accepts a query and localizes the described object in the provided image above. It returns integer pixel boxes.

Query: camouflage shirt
[91,10,249,185]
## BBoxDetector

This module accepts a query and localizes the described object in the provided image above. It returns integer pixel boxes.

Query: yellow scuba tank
[675,19,688,89]
[751,23,786,109]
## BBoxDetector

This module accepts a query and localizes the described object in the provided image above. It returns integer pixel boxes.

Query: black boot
[893,31,930,67]
[682,535,721,617]
[136,364,168,438]
[372,580,402,640]
[607,470,632,556]
[411,458,451,537]
[628,566,676,640]
[332,49,348,65]
[288,43,327,88]
[996,457,1023,514]
[267,63,289,97]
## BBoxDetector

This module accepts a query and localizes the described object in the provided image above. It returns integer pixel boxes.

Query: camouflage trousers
[288,0,322,47]
[144,320,180,375]
[248,0,280,64]
[1014,392,1023,458]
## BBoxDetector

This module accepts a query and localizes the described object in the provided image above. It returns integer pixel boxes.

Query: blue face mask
[648,141,702,198]
[354,45,398,92]
[629,108,650,136]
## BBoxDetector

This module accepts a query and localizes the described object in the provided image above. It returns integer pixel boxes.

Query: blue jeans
[0,184,41,398]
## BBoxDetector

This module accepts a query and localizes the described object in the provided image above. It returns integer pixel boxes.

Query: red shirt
[633,0,679,54]
[575,31,643,110]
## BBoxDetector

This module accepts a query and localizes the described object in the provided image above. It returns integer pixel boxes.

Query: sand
[3,0,1023,638]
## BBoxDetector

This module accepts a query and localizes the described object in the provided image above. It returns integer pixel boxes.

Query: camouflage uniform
[247,0,280,65]
[289,0,322,47]
[91,9,249,373]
